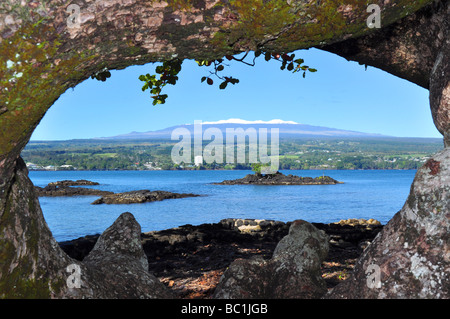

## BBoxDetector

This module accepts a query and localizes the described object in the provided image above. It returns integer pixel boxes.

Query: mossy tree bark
[0,0,448,298]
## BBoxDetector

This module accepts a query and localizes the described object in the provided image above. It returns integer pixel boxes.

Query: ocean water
[29,170,416,242]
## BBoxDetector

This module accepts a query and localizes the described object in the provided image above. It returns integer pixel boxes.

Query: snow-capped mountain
[99,119,387,140]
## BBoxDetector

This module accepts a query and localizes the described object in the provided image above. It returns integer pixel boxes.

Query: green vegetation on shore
[22,137,443,171]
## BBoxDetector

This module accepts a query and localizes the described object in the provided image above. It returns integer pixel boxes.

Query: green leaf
[219,81,228,90]
[308,68,317,72]
[167,77,178,85]
[151,87,161,95]
[287,62,294,71]
[265,52,271,61]
[201,76,207,83]
[228,78,239,85]
[217,65,224,72]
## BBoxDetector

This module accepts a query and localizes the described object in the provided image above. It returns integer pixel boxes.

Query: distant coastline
[23,136,441,171]
[26,166,419,172]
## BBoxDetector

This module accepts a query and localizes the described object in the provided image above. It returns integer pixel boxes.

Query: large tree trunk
[0,0,448,298]
[0,157,70,297]
[324,2,449,297]
[326,148,450,298]
[320,0,449,143]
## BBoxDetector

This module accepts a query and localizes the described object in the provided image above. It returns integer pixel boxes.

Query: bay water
[29,170,416,242]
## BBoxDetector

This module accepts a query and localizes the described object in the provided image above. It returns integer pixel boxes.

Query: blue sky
[30,48,441,140]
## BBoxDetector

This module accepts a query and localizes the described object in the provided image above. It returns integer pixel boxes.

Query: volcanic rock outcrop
[91,190,201,205]
[214,171,343,185]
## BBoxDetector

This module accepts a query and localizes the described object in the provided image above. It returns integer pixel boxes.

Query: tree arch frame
[0,0,448,298]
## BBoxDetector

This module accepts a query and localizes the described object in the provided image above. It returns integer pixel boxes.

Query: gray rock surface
[273,220,330,274]
[326,148,450,298]
[82,212,173,298]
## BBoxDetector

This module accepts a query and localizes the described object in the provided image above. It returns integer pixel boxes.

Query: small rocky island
[35,183,113,197]
[35,180,201,205]
[214,171,343,185]
[48,179,100,187]
[91,190,201,205]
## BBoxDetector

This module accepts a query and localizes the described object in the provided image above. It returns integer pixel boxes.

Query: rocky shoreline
[59,218,383,299]
[214,171,343,185]
[35,180,201,204]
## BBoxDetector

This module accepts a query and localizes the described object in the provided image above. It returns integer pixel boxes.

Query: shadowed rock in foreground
[212,220,330,298]
[81,212,173,298]
[214,171,343,185]
[91,190,201,205]
[59,218,383,298]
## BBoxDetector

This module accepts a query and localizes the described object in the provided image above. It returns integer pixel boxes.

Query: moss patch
[209,0,434,53]
[0,177,50,298]
[0,19,95,158]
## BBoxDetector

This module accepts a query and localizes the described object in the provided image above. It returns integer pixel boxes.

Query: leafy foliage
[197,50,316,89]
[137,50,317,105]
[91,68,111,82]
[139,59,183,106]
[197,58,240,90]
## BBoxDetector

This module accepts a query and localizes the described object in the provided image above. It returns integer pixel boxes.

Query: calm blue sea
[29,170,415,242]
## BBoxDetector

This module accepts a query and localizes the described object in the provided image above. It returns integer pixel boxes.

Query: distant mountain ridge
[97,119,388,140]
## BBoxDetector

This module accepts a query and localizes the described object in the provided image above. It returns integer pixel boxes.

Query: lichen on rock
[326,148,450,299]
